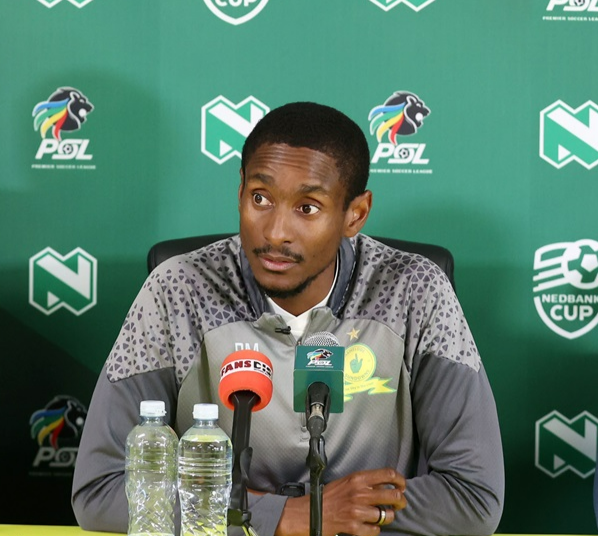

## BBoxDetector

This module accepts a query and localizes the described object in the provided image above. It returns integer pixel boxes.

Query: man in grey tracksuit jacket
[73,101,504,536]
[72,233,504,536]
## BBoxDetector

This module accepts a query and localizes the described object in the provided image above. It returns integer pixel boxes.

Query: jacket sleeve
[397,357,504,535]
[72,258,206,532]
[71,365,179,533]
[395,269,505,535]
[71,265,187,533]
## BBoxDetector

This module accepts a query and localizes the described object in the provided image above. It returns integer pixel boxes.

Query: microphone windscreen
[303,331,340,347]
[219,350,273,412]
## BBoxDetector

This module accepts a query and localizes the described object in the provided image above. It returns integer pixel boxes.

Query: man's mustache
[253,245,304,263]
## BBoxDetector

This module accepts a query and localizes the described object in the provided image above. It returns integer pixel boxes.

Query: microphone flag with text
[219,350,273,528]
[294,332,345,536]
[293,332,345,437]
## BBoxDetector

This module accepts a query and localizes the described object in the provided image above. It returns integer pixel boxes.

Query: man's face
[239,143,364,316]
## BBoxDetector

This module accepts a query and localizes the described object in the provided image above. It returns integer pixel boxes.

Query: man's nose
[263,208,294,246]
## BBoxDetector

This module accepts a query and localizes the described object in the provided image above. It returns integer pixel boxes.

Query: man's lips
[258,254,298,272]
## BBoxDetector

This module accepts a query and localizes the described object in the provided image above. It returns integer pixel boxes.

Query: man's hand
[275,468,407,536]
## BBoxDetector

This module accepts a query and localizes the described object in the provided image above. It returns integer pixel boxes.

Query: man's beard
[252,246,335,300]
[256,271,321,300]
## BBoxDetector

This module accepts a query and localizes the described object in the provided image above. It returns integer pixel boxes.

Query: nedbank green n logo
[367,0,437,11]
[540,100,598,169]
[201,95,269,165]
[29,247,97,315]
[36,0,94,7]
[535,410,598,478]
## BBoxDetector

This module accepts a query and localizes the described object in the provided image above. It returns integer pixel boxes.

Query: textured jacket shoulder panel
[106,236,254,384]
[345,234,480,374]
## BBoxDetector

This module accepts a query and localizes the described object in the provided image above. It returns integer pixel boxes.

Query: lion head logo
[307,348,333,364]
[32,87,94,140]
[29,395,87,449]
[368,91,430,144]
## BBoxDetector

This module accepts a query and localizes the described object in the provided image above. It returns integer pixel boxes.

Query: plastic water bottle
[178,403,233,536]
[125,400,178,536]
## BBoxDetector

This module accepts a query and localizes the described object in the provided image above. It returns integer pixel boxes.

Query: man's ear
[344,190,372,238]
[238,168,245,204]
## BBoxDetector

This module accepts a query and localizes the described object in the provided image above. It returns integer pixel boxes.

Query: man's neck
[267,259,338,340]
[269,256,339,317]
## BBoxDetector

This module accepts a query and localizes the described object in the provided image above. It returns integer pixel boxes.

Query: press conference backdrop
[1,0,597,532]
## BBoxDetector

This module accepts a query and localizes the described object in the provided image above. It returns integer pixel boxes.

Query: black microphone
[219,350,274,526]
[294,332,345,439]
[306,381,330,437]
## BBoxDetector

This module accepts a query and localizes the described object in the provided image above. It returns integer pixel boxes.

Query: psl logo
[535,410,598,478]
[533,239,598,339]
[32,87,94,161]
[546,0,598,11]
[36,0,94,8]
[30,395,87,469]
[29,247,98,316]
[307,349,333,366]
[203,0,269,25]
[540,100,598,169]
[369,91,431,165]
[367,0,437,11]
[201,95,269,164]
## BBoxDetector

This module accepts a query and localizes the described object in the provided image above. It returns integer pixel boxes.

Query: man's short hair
[241,102,370,208]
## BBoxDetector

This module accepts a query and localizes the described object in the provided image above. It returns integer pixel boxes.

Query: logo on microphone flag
[343,344,395,401]
[294,346,345,413]
[307,348,333,365]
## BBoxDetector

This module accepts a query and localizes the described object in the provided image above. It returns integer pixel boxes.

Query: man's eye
[299,205,320,215]
[253,193,271,206]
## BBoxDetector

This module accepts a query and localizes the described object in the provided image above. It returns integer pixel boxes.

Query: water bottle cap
[139,400,166,417]
[193,403,218,420]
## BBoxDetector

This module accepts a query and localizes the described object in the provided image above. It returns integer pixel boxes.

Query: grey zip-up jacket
[72,234,504,536]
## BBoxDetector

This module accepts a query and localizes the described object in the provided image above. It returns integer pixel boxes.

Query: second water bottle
[178,403,233,536]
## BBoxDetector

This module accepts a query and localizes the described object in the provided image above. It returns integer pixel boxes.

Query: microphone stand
[306,383,330,536]
[228,391,259,528]
[308,435,327,536]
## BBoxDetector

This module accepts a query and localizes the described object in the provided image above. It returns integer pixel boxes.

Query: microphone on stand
[219,350,274,527]
[293,331,345,436]
[293,332,345,536]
